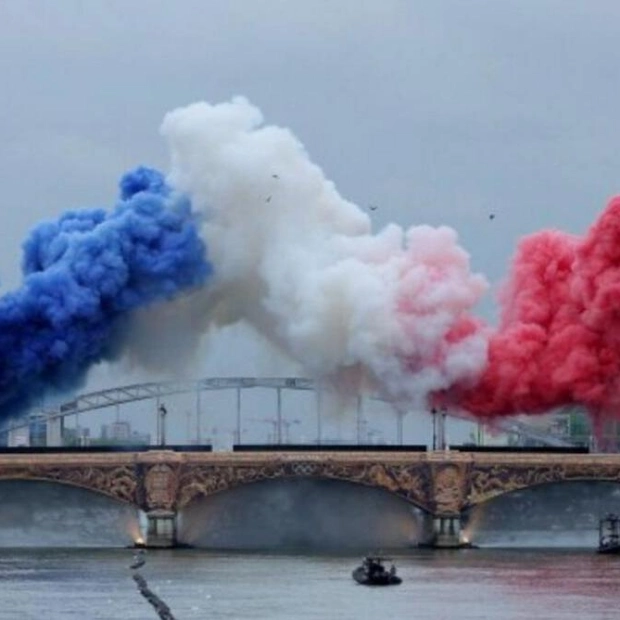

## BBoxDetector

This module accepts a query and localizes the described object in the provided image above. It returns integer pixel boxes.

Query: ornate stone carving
[468,462,620,507]
[431,463,469,515]
[0,463,137,505]
[143,463,179,511]
[177,459,433,511]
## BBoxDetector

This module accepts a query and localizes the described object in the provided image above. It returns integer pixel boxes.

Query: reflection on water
[1,547,619,620]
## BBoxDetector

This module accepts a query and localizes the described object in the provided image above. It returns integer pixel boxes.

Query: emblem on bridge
[290,462,318,476]
[144,463,178,511]
[431,463,469,515]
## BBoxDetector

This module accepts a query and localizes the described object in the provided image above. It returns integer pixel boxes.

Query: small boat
[598,513,620,554]
[352,556,402,586]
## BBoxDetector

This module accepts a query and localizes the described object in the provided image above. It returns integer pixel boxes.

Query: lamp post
[159,404,167,447]
[440,407,447,450]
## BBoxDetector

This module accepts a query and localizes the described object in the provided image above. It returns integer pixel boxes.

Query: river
[1,547,618,619]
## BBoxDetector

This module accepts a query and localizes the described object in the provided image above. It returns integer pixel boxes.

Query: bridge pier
[145,510,177,548]
[427,515,468,549]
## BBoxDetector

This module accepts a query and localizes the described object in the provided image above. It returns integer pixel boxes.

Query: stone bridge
[1,450,620,547]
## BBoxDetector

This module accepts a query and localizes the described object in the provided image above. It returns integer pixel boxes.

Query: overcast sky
[1,1,619,440]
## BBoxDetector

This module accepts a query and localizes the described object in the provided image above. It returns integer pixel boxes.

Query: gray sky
[1,0,619,442]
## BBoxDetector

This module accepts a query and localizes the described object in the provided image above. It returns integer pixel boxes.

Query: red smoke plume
[456,196,620,427]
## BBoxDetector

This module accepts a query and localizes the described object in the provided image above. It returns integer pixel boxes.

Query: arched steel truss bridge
[2,377,576,448]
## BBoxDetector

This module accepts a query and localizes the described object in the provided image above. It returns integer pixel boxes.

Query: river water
[1,547,619,620]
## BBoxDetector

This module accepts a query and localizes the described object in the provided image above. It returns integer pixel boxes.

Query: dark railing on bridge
[450,444,590,454]
[0,444,214,454]
[232,444,428,452]
[0,443,593,455]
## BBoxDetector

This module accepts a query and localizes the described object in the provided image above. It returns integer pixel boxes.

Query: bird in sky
[489,213,495,220]
[272,174,279,179]
[369,204,378,211]
[266,196,272,203]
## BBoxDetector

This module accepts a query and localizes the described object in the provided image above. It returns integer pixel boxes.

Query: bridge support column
[145,510,177,548]
[429,515,466,549]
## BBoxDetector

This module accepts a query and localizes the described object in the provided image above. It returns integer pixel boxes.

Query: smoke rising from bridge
[3,98,620,427]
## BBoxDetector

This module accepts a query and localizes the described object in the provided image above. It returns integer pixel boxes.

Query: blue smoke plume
[0,166,210,420]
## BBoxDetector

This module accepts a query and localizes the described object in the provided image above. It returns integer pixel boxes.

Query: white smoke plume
[133,97,489,408]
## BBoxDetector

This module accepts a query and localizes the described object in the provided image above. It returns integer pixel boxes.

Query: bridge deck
[0,450,618,467]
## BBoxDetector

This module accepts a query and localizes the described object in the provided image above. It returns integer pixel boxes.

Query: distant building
[8,426,30,447]
[130,430,152,445]
[7,414,57,447]
[477,425,511,447]
[29,415,47,447]
[62,425,90,447]
[520,408,592,448]
[101,421,132,442]
[0,413,92,448]
[99,420,150,446]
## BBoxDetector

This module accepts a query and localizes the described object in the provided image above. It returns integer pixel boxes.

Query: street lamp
[441,407,448,450]
[158,404,167,447]
[431,406,448,450]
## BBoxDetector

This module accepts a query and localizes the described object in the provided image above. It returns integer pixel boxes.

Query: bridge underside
[0,479,140,547]
[178,477,427,549]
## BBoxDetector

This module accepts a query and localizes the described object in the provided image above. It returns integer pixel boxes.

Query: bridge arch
[176,459,433,513]
[462,478,620,546]
[0,464,139,508]
[177,476,427,549]
[0,478,143,547]
[467,462,620,508]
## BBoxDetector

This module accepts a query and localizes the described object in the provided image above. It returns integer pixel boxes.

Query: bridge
[2,377,582,448]
[1,449,619,548]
